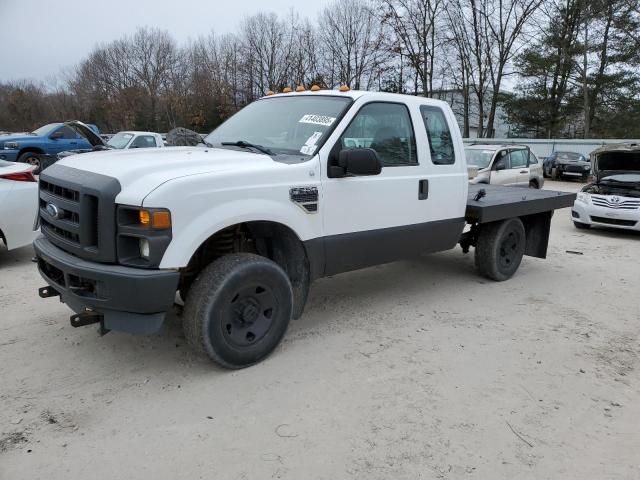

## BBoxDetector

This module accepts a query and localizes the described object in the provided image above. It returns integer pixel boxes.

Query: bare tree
[380,0,445,96]
[318,0,385,89]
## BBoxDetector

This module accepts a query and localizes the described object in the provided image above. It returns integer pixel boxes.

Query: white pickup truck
[34,90,575,368]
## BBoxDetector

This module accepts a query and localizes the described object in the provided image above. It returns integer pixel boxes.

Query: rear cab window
[420,106,456,165]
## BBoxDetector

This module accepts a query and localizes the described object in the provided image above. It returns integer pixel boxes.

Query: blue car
[0,122,100,172]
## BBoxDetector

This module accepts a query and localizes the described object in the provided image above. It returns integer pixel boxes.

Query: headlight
[4,142,19,150]
[117,205,172,267]
[583,165,590,170]
[577,192,590,203]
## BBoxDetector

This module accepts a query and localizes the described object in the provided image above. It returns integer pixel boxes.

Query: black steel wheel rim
[499,230,519,269]
[220,284,277,348]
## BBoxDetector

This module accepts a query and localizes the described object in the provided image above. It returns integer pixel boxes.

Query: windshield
[107,132,134,149]
[32,123,62,136]
[205,96,352,157]
[556,152,584,161]
[465,149,495,169]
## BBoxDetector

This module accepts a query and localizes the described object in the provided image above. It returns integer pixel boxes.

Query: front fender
[157,198,320,269]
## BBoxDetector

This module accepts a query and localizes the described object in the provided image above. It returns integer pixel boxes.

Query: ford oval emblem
[46,203,60,219]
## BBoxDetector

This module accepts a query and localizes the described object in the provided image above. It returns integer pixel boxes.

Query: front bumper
[0,150,19,162]
[572,200,640,230]
[34,236,180,334]
[557,164,590,177]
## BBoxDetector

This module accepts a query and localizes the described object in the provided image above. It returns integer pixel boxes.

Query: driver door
[321,101,431,275]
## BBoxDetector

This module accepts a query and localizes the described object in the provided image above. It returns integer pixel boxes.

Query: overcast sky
[0,0,325,84]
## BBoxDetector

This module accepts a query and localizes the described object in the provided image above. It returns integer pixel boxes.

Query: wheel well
[529,178,539,188]
[180,221,311,319]
[18,147,44,158]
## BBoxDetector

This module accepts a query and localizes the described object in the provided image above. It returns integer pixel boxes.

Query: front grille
[591,196,640,210]
[38,164,121,263]
[40,180,80,202]
[562,165,587,173]
[590,216,637,227]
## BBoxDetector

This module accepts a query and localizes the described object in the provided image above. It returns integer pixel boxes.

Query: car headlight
[577,192,590,203]
[4,142,18,150]
[117,206,172,267]
[583,165,590,170]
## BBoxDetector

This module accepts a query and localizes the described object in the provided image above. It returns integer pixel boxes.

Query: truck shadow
[0,244,35,268]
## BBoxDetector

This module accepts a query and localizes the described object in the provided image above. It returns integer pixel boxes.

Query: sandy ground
[1,179,639,480]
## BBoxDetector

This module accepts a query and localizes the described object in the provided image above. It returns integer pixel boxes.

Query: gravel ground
[1,180,639,480]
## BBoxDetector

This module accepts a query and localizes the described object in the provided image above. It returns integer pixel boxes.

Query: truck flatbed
[466,184,576,223]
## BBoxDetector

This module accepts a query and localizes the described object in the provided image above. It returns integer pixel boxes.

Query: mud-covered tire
[475,218,526,281]
[573,221,591,230]
[182,253,293,369]
[18,152,42,174]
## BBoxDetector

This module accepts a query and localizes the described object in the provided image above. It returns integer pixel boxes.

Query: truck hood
[591,143,640,181]
[55,146,278,201]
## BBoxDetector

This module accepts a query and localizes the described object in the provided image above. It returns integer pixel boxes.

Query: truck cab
[34,90,573,369]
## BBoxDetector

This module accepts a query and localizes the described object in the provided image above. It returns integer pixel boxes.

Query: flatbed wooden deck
[466,184,577,223]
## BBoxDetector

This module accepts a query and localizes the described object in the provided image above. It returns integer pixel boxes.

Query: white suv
[465,144,544,189]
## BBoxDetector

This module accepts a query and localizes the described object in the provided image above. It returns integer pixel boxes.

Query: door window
[130,135,157,148]
[509,149,528,168]
[340,103,417,166]
[420,106,455,165]
[56,126,80,139]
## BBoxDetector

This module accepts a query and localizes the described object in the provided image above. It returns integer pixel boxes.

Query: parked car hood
[56,146,283,203]
[591,143,640,181]
[64,120,107,147]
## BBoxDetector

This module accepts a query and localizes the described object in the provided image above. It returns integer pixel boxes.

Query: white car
[465,144,544,189]
[572,143,640,231]
[106,131,165,150]
[0,160,38,251]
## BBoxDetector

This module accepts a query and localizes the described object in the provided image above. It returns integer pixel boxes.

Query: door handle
[418,179,429,200]
[520,170,528,174]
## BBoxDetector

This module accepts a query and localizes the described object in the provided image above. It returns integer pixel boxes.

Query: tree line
[1,0,639,139]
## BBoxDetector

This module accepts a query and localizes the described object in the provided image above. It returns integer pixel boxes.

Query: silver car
[465,144,545,189]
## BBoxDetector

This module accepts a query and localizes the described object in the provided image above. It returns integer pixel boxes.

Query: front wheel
[18,152,41,174]
[182,253,293,369]
[475,218,526,281]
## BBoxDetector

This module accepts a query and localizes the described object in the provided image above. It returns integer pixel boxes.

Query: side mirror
[50,131,64,140]
[494,159,506,171]
[333,148,382,177]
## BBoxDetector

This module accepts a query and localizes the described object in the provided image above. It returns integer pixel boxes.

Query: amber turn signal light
[139,209,171,229]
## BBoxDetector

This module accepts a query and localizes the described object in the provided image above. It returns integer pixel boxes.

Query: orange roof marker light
[310,85,321,91]
[265,90,275,96]
[295,85,306,92]
[282,87,292,93]
[339,85,350,92]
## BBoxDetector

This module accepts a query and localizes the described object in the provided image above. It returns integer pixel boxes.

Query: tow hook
[38,286,60,298]
[70,310,110,336]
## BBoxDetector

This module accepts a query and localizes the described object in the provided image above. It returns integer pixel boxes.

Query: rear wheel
[475,218,526,281]
[18,152,41,174]
[573,221,591,230]
[182,253,293,369]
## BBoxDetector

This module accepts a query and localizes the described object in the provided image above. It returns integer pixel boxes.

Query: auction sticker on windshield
[299,114,336,126]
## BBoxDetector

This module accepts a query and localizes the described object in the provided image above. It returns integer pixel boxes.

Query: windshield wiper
[221,140,273,155]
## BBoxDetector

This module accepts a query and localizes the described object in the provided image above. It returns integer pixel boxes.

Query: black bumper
[34,236,180,335]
